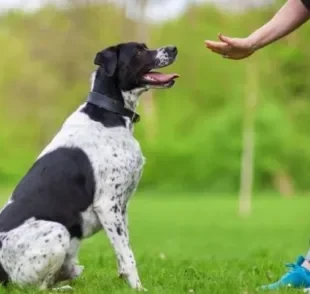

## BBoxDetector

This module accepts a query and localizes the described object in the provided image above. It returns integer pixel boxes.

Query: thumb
[218,33,235,46]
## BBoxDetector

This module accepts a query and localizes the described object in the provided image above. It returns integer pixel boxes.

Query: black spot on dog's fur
[111,205,119,213]
[116,227,122,236]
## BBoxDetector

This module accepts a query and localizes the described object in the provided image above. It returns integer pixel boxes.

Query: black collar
[86,91,140,124]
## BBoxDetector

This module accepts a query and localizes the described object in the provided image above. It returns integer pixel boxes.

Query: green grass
[0,190,309,294]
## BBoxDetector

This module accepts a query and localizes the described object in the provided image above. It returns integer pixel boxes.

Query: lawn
[0,190,309,294]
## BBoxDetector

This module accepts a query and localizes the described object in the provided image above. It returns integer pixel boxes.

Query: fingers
[204,40,230,53]
[205,33,234,48]
[205,40,228,49]
[205,33,235,55]
[210,47,225,55]
[204,39,230,57]
[208,46,246,60]
[218,33,235,46]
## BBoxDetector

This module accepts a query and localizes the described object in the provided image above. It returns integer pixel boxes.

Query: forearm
[248,0,310,50]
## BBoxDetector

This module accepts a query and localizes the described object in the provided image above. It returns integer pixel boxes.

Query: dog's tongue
[143,72,179,83]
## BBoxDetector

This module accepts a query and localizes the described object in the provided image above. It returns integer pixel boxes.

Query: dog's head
[92,42,179,109]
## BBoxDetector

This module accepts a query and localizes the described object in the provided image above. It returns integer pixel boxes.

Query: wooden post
[239,60,259,217]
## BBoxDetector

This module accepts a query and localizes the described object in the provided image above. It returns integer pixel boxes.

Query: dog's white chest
[92,131,145,200]
[80,135,144,238]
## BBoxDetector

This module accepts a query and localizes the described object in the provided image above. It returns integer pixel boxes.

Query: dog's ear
[94,46,118,77]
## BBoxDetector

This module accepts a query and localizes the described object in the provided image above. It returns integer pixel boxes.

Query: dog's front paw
[118,267,145,291]
[133,281,147,292]
[71,265,84,278]
[52,285,73,292]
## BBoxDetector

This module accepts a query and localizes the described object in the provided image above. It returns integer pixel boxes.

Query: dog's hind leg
[0,219,71,289]
[56,238,84,283]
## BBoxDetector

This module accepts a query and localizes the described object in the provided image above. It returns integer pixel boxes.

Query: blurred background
[1,0,310,215]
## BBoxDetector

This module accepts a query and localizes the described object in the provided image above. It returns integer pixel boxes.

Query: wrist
[246,34,261,52]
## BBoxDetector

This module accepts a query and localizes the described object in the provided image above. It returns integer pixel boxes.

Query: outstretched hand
[205,33,256,60]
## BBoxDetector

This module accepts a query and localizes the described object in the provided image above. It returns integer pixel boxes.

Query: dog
[0,42,178,291]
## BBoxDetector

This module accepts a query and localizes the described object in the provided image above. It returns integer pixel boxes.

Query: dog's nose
[167,46,177,54]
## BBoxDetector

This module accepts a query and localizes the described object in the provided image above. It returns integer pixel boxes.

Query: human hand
[205,33,256,60]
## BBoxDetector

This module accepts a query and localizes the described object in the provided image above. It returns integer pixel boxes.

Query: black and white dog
[0,42,178,291]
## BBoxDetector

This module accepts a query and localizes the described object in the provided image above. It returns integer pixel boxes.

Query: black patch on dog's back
[0,147,95,238]
[81,103,126,127]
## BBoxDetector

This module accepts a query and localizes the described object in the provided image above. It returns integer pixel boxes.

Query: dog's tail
[0,234,9,286]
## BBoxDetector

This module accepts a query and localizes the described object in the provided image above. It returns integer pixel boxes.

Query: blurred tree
[2,2,310,194]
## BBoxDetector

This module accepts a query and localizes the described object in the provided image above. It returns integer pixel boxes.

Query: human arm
[205,0,310,60]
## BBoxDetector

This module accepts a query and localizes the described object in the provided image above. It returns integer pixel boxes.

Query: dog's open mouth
[141,71,179,88]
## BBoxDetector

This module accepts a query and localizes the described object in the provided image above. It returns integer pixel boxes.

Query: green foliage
[1,3,310,193]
